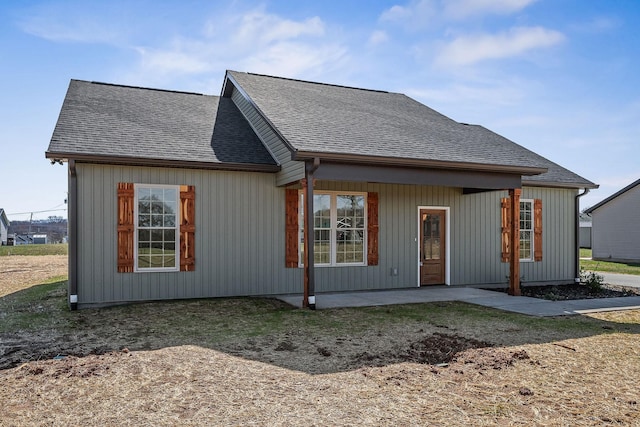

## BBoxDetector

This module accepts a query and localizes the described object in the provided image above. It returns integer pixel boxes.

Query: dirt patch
[3,337,639,426]
[487,283,640,300]
[2,256,640,425]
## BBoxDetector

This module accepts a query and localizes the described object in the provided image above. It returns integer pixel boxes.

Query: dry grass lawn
[1,256,639,426]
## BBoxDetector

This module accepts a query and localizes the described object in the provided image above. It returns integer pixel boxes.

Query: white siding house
[586,179,640,263]
[0,209,9,245]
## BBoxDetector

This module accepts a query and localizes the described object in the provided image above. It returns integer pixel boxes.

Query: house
[32,234,48,244]
[585,178,640,263]
[579,212,592,249]
[12,234,33,245]
[0,209,9,245]
[45,71,597,309]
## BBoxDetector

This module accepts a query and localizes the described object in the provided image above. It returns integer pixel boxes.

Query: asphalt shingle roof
[227,71,596,188]
[46,80,277,168]
[585,178,640,213]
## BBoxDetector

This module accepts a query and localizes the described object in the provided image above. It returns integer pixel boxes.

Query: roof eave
[292,151,547,176]
[45,151,280,173]
[522,179,599,190]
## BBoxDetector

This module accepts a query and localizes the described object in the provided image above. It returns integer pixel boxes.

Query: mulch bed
[487,283,640,301]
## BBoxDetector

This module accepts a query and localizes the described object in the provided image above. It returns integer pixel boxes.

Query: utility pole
[28,212,33,243]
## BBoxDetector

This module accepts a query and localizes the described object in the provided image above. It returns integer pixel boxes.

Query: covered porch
[295,158,538,308]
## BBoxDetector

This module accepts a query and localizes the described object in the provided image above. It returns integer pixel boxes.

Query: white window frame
[519,199,534,262]
[298,190,368,267]
[134,183,180,272]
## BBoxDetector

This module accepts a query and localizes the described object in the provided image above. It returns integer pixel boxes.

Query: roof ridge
[86,80,206,96]
[241,71,389,94]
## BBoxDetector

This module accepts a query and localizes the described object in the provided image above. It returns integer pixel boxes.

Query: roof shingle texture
[229,71,596,187]
[47,80,276,166]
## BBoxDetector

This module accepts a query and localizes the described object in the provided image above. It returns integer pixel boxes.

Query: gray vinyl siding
[75,163,303,307]
[517,187,576,284]
[591,185,640,262]
[231,87,304,186]
[74,163,577,306]
[312,183,576,290]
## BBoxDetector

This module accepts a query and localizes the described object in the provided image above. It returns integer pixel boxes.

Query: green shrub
[580,267,604,293]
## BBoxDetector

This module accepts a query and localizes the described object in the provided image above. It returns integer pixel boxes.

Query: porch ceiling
[313,161,522,190]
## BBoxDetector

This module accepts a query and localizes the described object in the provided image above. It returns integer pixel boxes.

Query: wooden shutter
[285,189,299,268]
[180,185,196,271]
[500,197,510,263]
[534,198,543,262]
[367,192,379,266]
[117,183,135,273]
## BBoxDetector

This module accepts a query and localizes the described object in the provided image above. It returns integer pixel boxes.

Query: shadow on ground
[1,280,638,375]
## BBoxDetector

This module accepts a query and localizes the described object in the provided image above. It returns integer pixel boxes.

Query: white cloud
[135,44,214,75]
[122,8,348,86]
[368,30,389,46]
[240,42,348,78]
[230,11,325,47]
[444,0,538,19]
[436,26,565,66]
[379,0,438,30]
[569,16,620,34]
[379,0,536,28]
[19,10,123,44]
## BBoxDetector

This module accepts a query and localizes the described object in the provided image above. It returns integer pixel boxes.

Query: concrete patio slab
[276,287,640,317]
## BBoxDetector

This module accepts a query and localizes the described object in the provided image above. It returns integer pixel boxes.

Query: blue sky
[1,0,638,220]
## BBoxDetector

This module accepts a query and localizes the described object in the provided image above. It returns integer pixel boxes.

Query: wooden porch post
[508,188,521,296]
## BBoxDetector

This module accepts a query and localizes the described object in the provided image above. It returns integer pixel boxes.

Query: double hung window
[135,184,180,271]
[299,192,367,266]
[519,200,533,261]
[500,195,542,263]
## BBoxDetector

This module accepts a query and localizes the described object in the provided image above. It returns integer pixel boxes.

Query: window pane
[138,255,150,268]
[151,214,163,227]
[313,195,330,229]
[138,229,150,242]
[138,187,150,201]
[336,229,364,264]
[139,200,150,214]
[164,188,177,202]
[337,195,364,229]
[164,201,176,215]
[139,215,150,227]
[149,255,164,268]
[314,229,330,264]
[151,188,163,201]
[150,229,162,241]
[520,231,532,259]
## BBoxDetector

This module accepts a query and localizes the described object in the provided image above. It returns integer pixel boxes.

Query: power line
[7,208,67,215]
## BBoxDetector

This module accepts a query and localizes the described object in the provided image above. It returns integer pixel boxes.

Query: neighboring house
[585,178,640,263]
[12,234,33,245]
[579,212,592,249]
[32,234,48,244]
[45,71,597,309]
[0,209,9,245]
